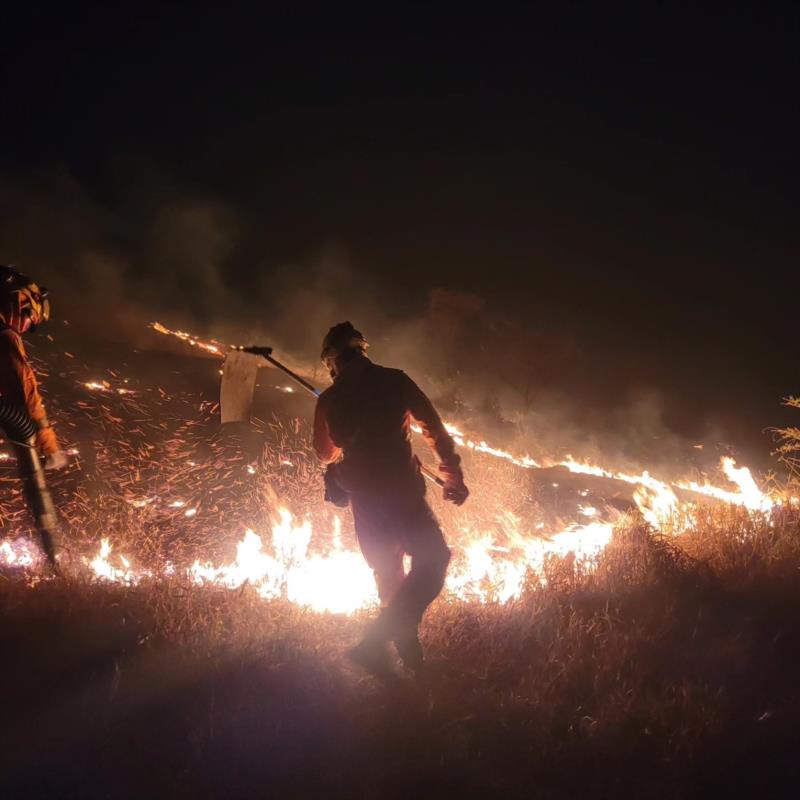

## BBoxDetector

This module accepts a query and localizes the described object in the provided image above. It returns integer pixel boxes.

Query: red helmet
[0,265,50,334]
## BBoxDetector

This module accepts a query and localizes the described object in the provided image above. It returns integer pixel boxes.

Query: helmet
[0,265,50,334]
[320,321,368,371]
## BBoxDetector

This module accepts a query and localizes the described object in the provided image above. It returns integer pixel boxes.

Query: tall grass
[775,396,800,485]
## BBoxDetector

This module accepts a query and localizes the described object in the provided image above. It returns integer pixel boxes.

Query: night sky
[2,4,798,463]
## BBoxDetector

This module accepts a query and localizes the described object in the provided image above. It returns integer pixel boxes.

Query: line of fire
[1,313,793,617]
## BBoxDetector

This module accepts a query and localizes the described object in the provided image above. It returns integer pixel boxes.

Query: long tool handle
[267,355,321,398]
[238,346,446,488]
[14,437,62,573]
[420,464,446,488]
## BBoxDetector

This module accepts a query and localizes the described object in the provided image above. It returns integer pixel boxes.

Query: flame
[63,431,776,614]
[150,322,224,356]
[445,519,614,602]
[187,512,379,613]
[677,457,774,513]
[83,511,375,613]
[443,423,541,468]
[76,506,619,613]
[633,483,679,528]
[31,318,761,615]
[557,457,612,478]
[2,320,781,623]
[559,456,772,526]
[89,539,140,584]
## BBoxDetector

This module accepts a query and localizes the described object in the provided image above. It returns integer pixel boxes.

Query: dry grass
[3,506,800,799]
[2,340,800,797]
[775,396,800,486]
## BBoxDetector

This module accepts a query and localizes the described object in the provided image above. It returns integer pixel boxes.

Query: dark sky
[2,3,799,460]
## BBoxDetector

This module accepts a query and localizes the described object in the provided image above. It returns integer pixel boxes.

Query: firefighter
[0,265,67,470]
[314,321,468,681]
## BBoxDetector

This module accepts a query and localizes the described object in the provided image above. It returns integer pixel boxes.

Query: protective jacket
[313,355,461,494]
[0,326,59,455]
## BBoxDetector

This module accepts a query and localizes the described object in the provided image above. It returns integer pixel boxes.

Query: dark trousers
[350,491,451,642]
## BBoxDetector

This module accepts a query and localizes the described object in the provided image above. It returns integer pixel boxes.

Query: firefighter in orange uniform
[0,266,66,470]
[314,322,468,680]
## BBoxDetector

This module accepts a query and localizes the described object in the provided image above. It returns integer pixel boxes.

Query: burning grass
[2,332,800,796]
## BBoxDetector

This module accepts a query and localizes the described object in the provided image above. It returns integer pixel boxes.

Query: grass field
[2,342,799,798]
[3,504,800,799]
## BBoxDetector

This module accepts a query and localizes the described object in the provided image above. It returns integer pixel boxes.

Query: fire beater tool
[225,345,445,488]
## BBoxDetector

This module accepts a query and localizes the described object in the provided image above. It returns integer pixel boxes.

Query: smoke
[0,170,242,338]
[0,168,775,475]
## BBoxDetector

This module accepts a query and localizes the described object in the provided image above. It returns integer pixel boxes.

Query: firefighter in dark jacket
[314,322,468,679]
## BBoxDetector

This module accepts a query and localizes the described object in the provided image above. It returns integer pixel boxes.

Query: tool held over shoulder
[234,345,446,489]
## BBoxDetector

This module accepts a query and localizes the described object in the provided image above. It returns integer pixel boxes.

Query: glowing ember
[83,380,132,395]
[0,537,43,570]
[127,497,155,508]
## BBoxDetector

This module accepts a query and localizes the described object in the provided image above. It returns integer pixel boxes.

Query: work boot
[347,638,401,685]
[394,633,424,675]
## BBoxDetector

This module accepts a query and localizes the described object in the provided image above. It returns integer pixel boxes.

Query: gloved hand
[442,470,469,506]
[44,449,69,471]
